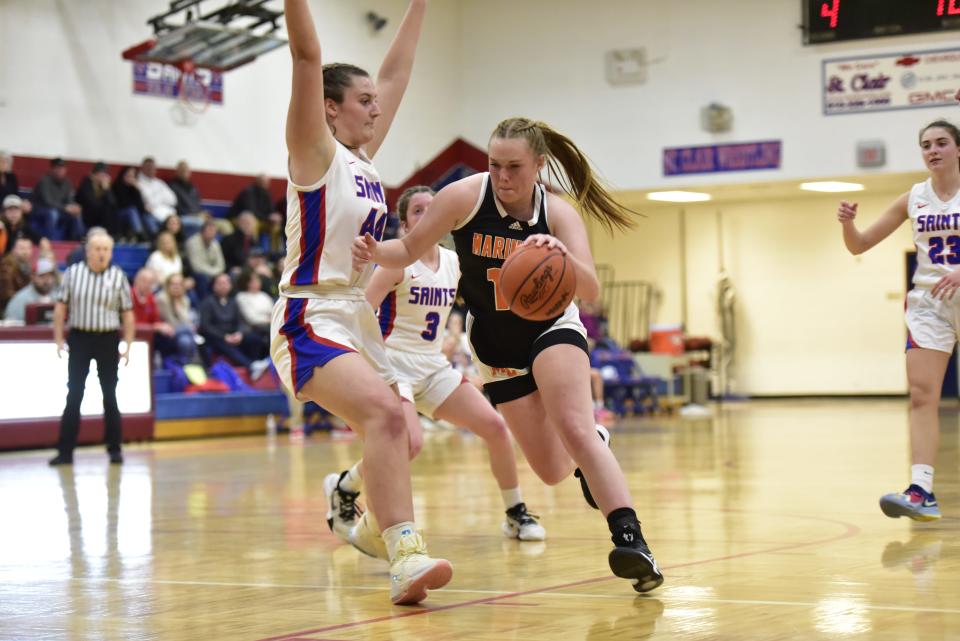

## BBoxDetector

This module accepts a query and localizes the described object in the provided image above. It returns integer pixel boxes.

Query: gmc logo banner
[823,47,960,116]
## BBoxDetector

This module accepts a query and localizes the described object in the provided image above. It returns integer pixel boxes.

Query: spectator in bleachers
[235,269,273,337]
[0,152,30,214]
[112,166,155,241]
[228,174,278,224]
[265,194,287,258]
[31,157,84,241]
[76,162,119,237]
[137,157,177,231]
[131,267,194,363]
[145,231,184,285]
[1,195,42,254]
[441,311,483,390]
[0,237,33,315]
[157,272,197,327]
[155,272,201,364]
[244,247,278,296]
[221,211,261,272]
[161,214,186,252]
[198,272,270,380]
[3,257,57,322]
[184,219,225,297]
[168,160,204,219]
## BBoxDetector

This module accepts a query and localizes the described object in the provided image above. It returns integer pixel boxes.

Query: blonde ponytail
[491,117,639,232]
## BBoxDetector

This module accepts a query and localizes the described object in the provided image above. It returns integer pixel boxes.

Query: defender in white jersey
[326,187,545,546]
[274,0,450,607]
[837,118,960,522]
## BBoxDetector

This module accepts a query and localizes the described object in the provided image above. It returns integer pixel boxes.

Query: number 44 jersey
[379,246,460,353]
[911,177,960,290]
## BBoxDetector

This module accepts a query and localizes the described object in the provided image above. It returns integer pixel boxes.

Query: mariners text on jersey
[471,233,524,260]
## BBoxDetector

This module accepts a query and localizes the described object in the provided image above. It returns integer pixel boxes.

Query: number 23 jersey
[910,177,960,290]
[379,246,460,353]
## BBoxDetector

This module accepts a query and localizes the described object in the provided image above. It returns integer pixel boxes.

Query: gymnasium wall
[455,0,958,188]
[592,189,919,395]
[0,0,461,185]
[449,0,954,395]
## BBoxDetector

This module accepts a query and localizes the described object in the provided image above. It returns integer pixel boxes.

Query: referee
[49,228,134,466]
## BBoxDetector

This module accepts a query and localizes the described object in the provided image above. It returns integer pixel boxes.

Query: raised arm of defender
[366,0,427,159]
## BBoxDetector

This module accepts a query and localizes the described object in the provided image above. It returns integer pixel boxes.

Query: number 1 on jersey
[486,267,510,311]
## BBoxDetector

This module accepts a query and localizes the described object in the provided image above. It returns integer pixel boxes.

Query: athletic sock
[501,487,523,510]
[383,521,418,561]
[911,464,934,494]
[607,507,640,547]
[339,461,363,493]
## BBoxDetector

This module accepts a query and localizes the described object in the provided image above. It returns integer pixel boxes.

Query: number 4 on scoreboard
[820,0,839,28]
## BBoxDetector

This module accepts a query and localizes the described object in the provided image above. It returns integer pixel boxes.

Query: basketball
[499,244,577,321]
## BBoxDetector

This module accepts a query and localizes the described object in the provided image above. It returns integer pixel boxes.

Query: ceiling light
[646,191,712,203]
[799,181,864,193]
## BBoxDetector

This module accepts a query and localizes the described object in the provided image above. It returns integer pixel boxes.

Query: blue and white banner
[132,62,224,104]
[823,47,960,116]
[663,141,782,177]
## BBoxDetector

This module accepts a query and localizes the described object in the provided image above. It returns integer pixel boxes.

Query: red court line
[254,513,861,641]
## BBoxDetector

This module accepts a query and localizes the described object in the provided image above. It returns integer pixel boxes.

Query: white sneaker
[323,471,360,543]
[389,531,453,605]
[502,502,547,541]
[348,510,388,560]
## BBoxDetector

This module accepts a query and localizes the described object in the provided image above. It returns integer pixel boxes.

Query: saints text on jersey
[916,210,960,232]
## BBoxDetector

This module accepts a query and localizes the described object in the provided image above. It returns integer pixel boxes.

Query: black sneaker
[573,425,610,510]
[323,470,361,541]
[48,454,73,466]
[502,502,547,541]
[109,452,124,464]
[608,524,663,593]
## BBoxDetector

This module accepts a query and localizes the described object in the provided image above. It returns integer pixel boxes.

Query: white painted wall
[589,185,921,395]
[0,0,461,184]
[456,0,960,190]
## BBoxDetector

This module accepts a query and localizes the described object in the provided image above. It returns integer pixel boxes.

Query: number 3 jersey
[279,141,389,298]
[378,246,460,353]
[910,178,960,290]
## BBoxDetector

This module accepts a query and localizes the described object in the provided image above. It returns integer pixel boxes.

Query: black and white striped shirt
[56,262,133,332]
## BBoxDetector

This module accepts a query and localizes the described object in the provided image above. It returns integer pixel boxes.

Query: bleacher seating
[111,244,151,280]
[592,348,661,417]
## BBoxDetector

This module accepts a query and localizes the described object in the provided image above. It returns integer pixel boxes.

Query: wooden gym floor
[0,399,958,641]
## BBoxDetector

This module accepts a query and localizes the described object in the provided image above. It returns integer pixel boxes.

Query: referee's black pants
[57,330,122,456]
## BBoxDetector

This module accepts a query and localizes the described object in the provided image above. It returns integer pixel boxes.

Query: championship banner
[822,47,960,116]
[132,62,224,104]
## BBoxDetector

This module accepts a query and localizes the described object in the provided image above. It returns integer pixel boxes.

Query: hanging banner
[823,47,960,116]
[663,140,782,176]
[132,62,224,104]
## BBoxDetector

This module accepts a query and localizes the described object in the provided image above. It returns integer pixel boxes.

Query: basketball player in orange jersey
[353,118,663,593]
[324,187,545,559]
[270,0,451,605]
[838,119,960,522]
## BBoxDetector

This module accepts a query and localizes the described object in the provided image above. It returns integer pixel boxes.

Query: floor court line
[253,515,864,641]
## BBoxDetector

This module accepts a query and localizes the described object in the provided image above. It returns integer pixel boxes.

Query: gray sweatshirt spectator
[184,220,225,278]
